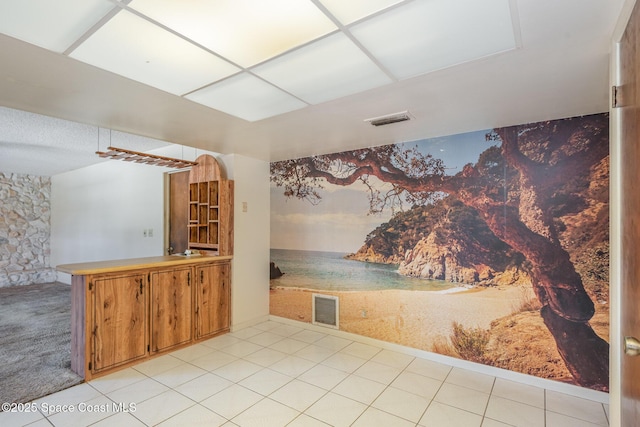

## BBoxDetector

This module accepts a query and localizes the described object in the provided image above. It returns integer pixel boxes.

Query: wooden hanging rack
[96,146,198,169]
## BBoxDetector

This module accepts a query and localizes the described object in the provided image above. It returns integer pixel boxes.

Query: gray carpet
[0,282,83,406]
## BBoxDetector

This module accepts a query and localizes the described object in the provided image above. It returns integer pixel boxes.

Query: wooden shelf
[187,155,233,256]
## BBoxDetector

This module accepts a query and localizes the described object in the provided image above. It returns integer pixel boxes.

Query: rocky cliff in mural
[346,197,529,287]
[346,146,607,294]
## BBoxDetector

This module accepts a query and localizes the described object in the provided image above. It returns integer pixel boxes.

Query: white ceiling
[0,0,625,176]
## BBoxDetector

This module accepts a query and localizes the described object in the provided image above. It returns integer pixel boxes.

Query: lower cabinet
[150,267,192,353]
[92,273,147,373]
[76,259,231,379]
[195,262,231,339]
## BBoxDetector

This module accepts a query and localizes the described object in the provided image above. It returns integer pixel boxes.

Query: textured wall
[0,172,57,287]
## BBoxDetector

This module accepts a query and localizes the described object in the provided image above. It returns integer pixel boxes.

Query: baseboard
[56,271,72,285]
[268,315,609,404]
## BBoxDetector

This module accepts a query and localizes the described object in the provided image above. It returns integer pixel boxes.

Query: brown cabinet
[188,154,233,256]
[63,155,235,379]
[150,267,192,353]
[195,262,231,339]
[91,273,147,373]
[64,256,232,380]
[188,180,220,251]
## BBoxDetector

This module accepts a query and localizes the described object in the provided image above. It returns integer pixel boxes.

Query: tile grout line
[544,388,547,427]
[481,375,497,426]
[26,320,608,427]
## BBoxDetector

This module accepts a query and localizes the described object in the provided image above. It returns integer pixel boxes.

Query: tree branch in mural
[270,114,609,390]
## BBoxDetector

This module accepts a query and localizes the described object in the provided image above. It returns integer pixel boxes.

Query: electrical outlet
[242,201,248,213]
[148,228,153,237]
[361,310,367,318]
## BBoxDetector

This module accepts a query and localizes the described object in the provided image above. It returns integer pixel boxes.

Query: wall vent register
[312,294,339,329]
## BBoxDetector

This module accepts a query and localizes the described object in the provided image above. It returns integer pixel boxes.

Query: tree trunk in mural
[450,136,609,388]
[270,114,609,390]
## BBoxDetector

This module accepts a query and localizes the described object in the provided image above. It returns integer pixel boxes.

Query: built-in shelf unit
[188,154,233,256]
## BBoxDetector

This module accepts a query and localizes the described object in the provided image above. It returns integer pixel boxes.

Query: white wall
[50,146,271,327]
[51,158,167,282]
[221,154,271,328]
[51,145,201,279]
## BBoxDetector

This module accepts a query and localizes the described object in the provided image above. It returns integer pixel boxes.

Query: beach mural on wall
[270,113,609,392]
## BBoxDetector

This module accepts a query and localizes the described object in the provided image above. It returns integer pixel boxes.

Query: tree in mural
[270,114,609,390]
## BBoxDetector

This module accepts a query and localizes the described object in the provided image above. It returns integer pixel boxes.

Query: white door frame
[610,1,638,425]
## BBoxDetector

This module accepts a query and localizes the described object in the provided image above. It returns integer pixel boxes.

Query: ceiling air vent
[364,111,413,127]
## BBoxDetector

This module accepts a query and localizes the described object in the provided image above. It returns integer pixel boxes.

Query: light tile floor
[0,319,610,427]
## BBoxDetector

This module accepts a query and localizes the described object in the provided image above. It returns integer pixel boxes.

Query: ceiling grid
[0,0,624,175]
[0,0,517,122]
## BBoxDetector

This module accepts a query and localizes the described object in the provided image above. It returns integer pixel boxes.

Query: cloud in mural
[271,210,383,252]
[271,179,392,252]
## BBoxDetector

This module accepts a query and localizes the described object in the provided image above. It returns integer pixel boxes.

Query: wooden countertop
[56,254,232,275]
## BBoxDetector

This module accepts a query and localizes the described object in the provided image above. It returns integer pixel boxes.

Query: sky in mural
[270,129,498,252]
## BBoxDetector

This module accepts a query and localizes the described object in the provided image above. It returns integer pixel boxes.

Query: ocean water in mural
[270,114,610,392]
[270,249,456,292]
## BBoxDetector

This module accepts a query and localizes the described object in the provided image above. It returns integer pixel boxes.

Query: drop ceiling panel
[0,0,519,123]
[0,0,115,52]
[185,73,307,122]
[129,0,337,68]
[253,32,393,104]
[319,0,404,25]
[69,9,240,95]
[350,0,517,80]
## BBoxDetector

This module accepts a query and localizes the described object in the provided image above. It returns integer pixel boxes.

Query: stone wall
[0,172,57,287]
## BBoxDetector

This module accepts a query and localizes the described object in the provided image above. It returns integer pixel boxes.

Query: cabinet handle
[139,279,143,294]
[200,270,204,283]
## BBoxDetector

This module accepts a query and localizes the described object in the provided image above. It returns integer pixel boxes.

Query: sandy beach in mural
[270,285,533,351]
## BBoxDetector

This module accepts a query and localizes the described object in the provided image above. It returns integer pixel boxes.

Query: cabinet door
[150,267,192,352]
[92,274,147,372]
[195,263,230,339]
